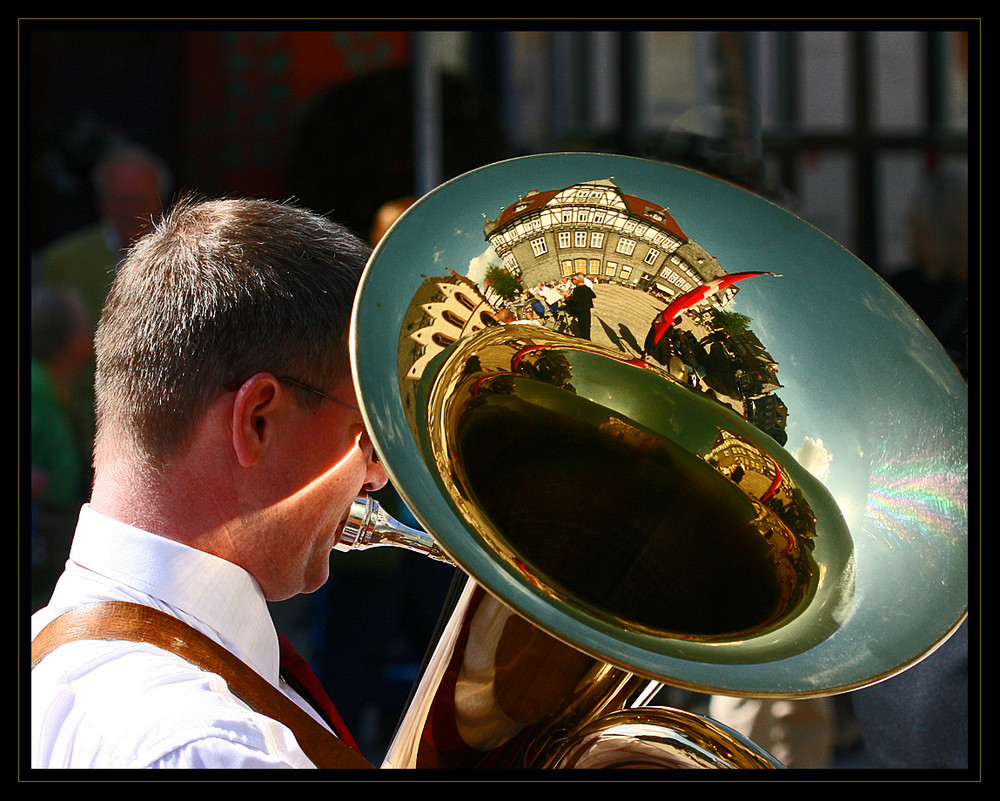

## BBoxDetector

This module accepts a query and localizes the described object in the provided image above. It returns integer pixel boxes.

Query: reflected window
[662,269,694,292]
[644,247,661,265]
[616,237,637,256]
[558,231,571,248]
[590,231,605,248]
[441,309,466,329]
[454,291,477,311]
[575,230,588,247]
[530,237,548,256]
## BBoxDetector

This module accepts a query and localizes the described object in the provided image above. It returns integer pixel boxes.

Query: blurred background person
[30,285,93,611]
[850,619,969,769]
[34,143,173,485]
[886,166,969,378]
[369,197,416,247]
[37,142,173,324]
[707,695,837,769]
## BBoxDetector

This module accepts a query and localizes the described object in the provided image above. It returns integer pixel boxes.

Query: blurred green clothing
[31,358,83,508]
[39,223,121,322]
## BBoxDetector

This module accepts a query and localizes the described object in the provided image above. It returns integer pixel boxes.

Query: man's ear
[231,373,283,467]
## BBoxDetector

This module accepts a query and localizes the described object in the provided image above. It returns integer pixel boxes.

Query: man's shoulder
[32,638,252,727]
[31,640,311,768]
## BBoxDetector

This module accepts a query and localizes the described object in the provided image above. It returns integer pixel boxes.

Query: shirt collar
[67,504,281,683]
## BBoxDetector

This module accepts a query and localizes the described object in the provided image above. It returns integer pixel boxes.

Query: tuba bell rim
[349,151,969,701]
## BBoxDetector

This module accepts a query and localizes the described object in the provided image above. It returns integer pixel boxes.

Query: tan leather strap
[31,601,373,769]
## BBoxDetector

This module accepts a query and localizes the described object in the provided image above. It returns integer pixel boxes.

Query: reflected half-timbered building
[483,179,728,298]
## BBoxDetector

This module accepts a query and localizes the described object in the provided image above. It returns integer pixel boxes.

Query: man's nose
[363,454,390,494]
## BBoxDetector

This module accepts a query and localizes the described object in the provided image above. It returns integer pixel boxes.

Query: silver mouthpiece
[334,496,453,564]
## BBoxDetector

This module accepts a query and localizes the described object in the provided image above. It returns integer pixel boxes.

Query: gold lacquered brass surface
[384,580,650,768]
[380,571,783,768]
[422,325,834,645]
[547,707,784,768]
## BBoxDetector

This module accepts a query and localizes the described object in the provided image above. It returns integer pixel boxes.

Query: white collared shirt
[30,505,330,769]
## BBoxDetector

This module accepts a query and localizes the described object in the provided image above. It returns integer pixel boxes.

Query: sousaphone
[341,153,969,768]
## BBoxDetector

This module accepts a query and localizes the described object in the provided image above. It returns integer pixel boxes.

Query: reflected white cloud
[466,245,501,286]
[794,435,833,481]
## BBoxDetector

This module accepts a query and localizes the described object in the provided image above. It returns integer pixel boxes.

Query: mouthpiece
[334,496,453,564]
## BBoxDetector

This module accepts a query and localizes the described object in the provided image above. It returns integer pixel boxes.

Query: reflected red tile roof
[487,183,688,243]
